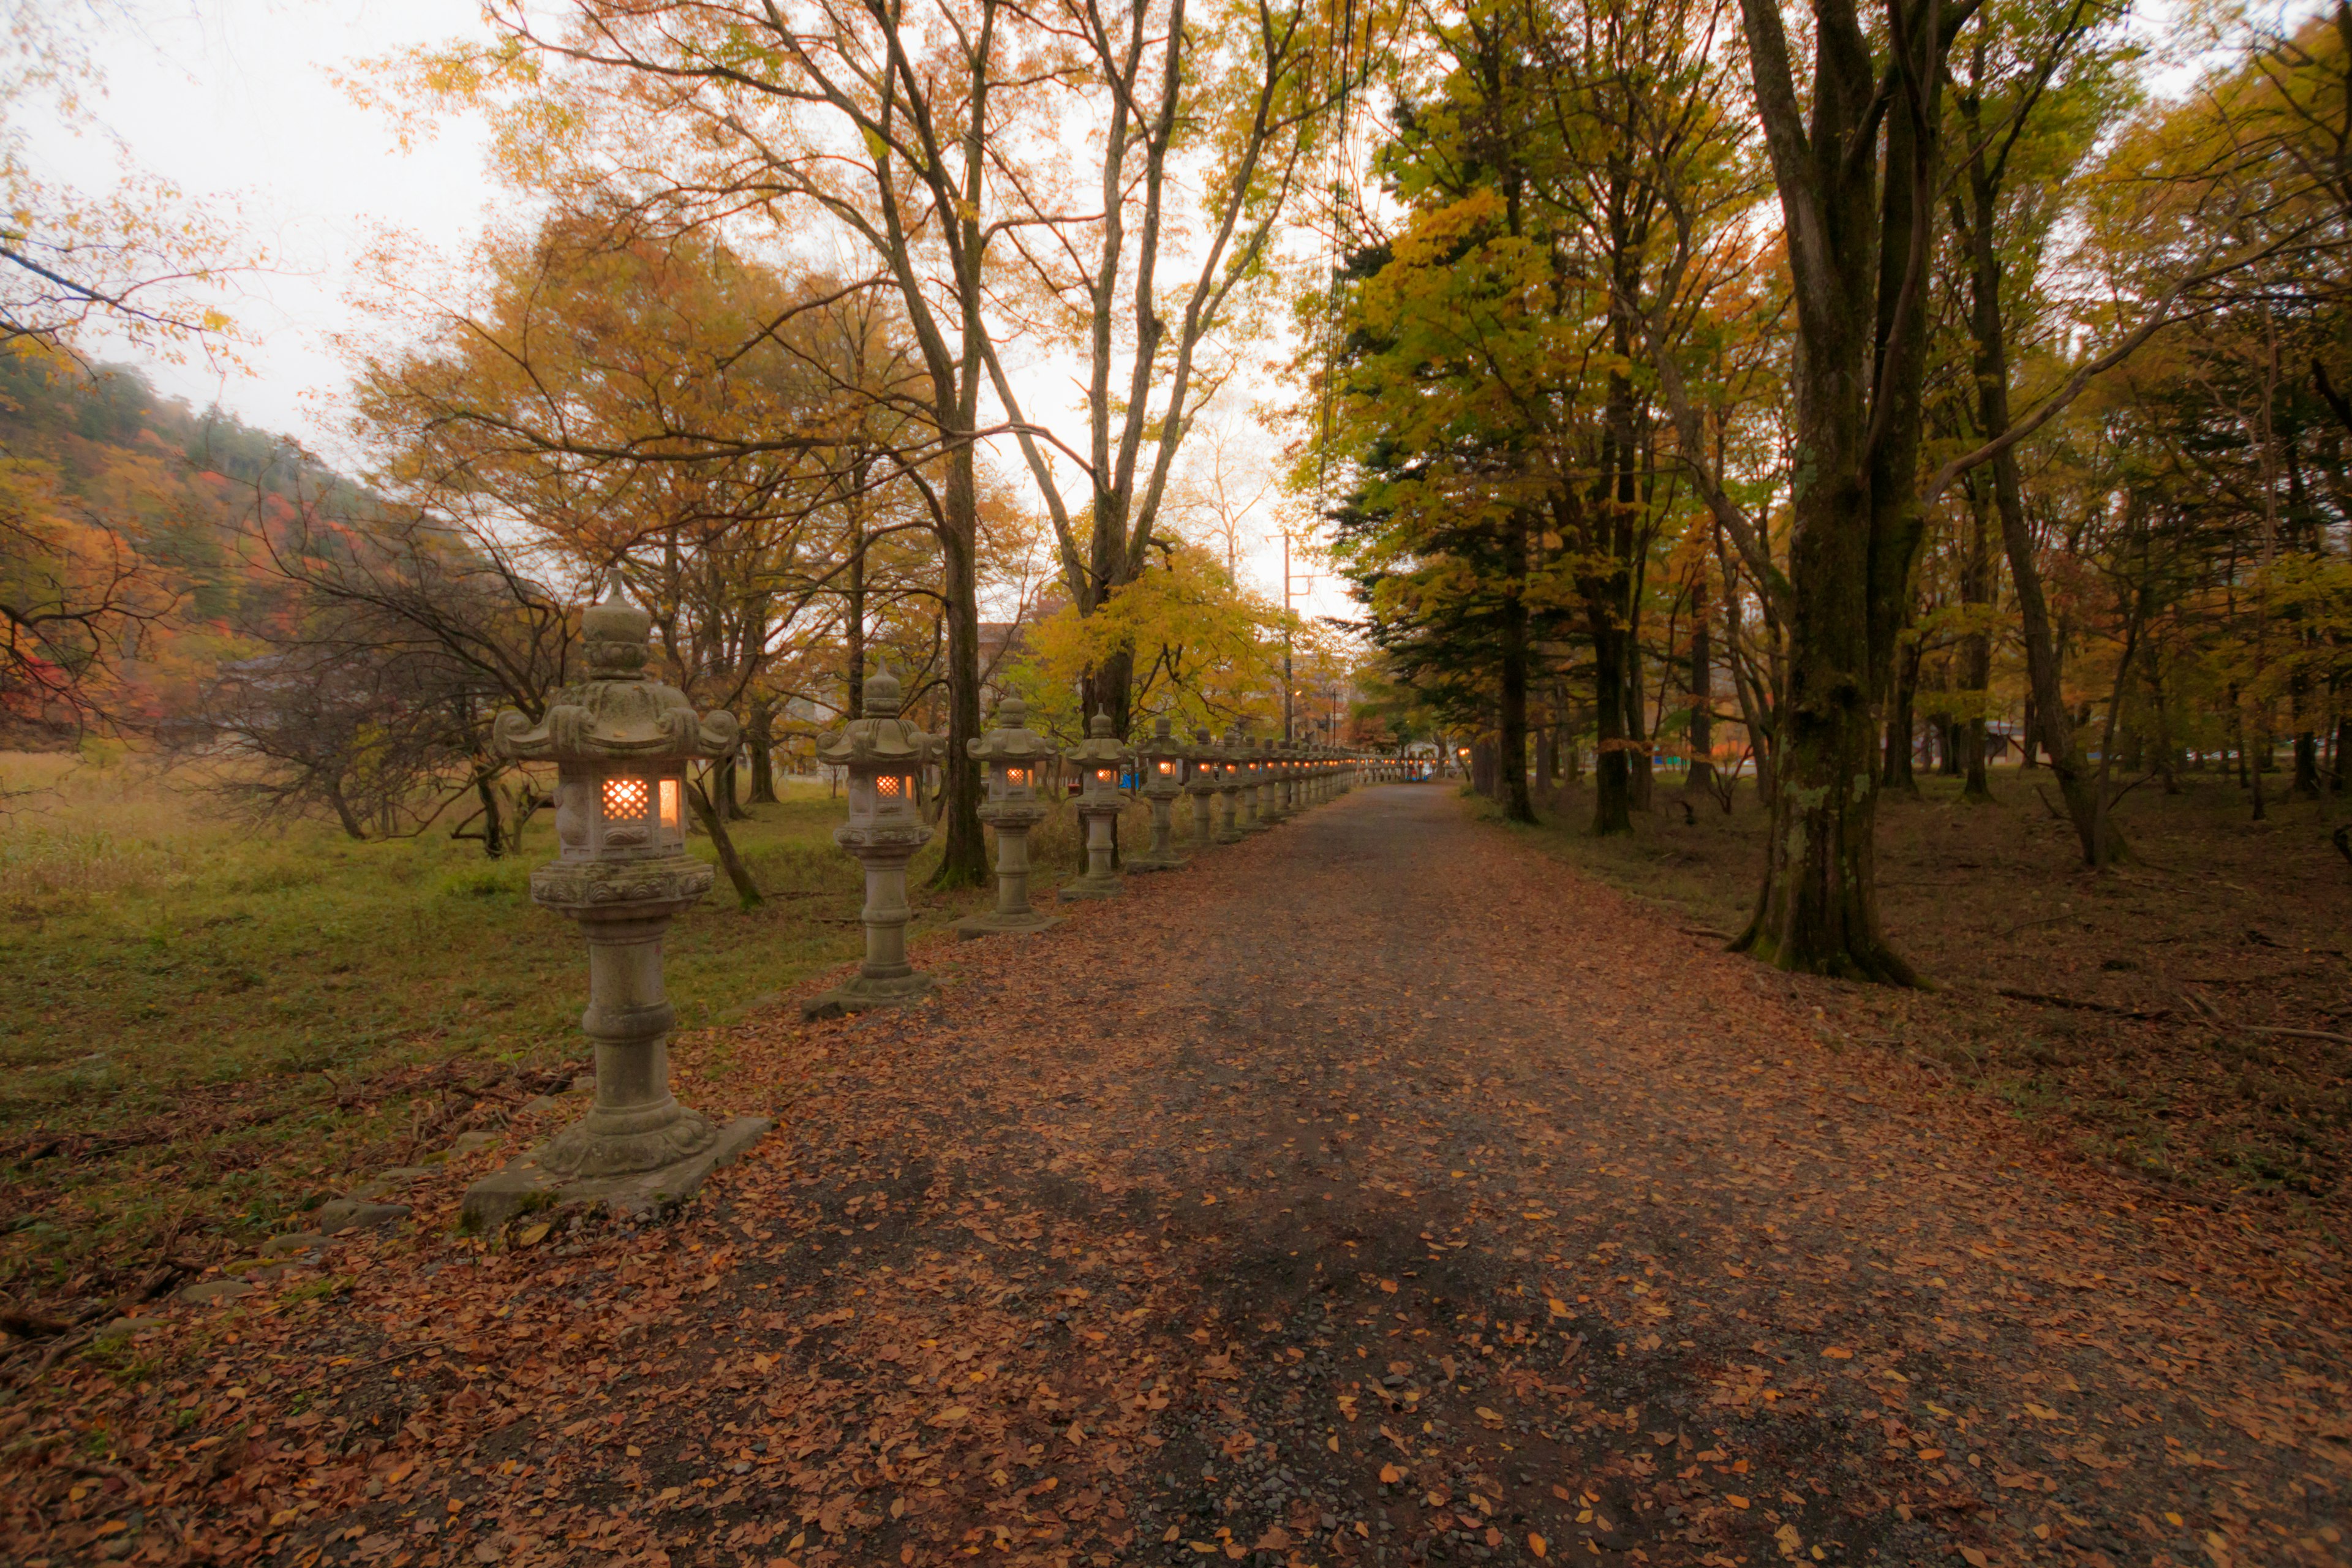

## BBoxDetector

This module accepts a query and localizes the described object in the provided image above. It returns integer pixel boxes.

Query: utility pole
[1280,527,1316,743]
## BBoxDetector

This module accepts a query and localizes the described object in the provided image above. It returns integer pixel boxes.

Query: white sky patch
[21,1,1368,630]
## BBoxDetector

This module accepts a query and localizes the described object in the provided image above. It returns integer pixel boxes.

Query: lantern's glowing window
[876,774,905,798]
[1158,760,1174,774]
[658,778,682,831]
[1005,767,1028,789]
[1095,769,1114,785]
[604,777,649,819]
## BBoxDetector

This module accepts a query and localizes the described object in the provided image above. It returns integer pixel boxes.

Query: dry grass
[0,754,1149,1296]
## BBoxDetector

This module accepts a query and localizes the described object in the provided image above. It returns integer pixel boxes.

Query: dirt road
[17,785,2346,1568]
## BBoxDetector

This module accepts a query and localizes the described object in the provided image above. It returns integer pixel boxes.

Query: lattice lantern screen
[603,777,649,820]
[658,778,682,832]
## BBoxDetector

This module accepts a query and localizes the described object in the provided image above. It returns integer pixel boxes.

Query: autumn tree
[1312,0,1747,829]
[350,209,944,895]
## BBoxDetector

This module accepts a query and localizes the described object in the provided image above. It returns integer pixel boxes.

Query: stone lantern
[1260,741,1289,824]
[1059,710,1129,899]
[1239,733,1270,832]
[1213,725,1248,843]
[463,592,766,1233]
[955,696,1063,940]
[1185,726,1221,848]
[1126,715,1188,872]
[805,663,943,1018]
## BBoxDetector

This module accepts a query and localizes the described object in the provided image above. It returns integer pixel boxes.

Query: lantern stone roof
[815,663,939,767]
[967,696,1057,765]
[1134,714,1186,760]
[1065,710,1126,768]
[493,590,737,765]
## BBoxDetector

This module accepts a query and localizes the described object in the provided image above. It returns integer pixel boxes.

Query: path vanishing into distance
[17,785,2350,1568]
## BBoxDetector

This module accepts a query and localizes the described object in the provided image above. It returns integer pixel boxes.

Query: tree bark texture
[1732,0,1945,983]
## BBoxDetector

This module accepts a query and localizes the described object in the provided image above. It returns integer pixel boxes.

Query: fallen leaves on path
[6,788,2348,1568]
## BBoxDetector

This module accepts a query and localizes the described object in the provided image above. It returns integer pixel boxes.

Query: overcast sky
[25,0,1357,622]
[34,1,502,447]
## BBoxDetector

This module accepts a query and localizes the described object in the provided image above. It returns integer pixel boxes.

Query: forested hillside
[0,355,360,743]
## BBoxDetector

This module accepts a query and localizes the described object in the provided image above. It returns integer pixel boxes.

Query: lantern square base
[459,1114,769,1235]
[952,908,1065,940]
[802,969,935,1020]
[1056,874,1123,901]
[1122,851,1187,873]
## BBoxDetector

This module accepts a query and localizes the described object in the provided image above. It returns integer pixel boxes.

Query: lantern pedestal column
[1126,788,1185,871]
[461,888,771,1235]
[956,806,1062,937]
[1188,786,1216,846]
[1058,710,1129,898]
[1059,804,1125,899]
[1214,784,1244,843]
[1240,776,1268,832]
[1127,717,1188,872]
[807,828,935,1016]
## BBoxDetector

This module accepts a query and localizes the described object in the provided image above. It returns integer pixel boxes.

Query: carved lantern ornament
[807,663,943,1017]
[1126,714,1188,872]
[955,695,1063,939]
[487,590,745,1187]
[1184,725,1221,846]
[1059,710,1130,900]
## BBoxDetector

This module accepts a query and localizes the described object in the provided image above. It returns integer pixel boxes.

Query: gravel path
[25,784,2345,1568]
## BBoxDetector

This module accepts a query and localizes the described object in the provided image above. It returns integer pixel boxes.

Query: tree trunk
[1589,613,1634,835]
[326,782,366,842]
[747,698,778,804]
[718,755,748,820]
[1960,491,1994,802]
[688,774,763,908]
[475,771,506,858]
[1499,514,1536,823]
[1534,724,1553,796]
[846,520,867,720]
[1687,581,1714,793]
[1629,646,1654,812]
[1998,498,2124,862]
[1084,645,1136,739]
[1883,638,1920,796]
[1958,77,2109,856]
[1730,0,1948,983]
[931,442,989,888]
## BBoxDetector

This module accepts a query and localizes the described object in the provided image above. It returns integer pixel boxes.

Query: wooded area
[4,0,2351,1561]
[5,0,2347,973]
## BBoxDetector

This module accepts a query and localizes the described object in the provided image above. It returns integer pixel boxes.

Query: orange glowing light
[603,777,649,818]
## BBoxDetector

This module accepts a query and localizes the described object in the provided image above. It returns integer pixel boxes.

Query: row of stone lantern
[459,597,1370,1231]
[795,696,1366,1016]
[952,706,1365,937]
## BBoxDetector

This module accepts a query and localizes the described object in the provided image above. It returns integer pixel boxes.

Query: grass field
[0,752,1137,1295]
